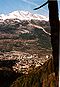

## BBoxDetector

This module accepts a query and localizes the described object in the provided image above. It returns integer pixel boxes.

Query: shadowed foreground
[0,60,22,87]
[10,58,59,87]
[0,58,58,87]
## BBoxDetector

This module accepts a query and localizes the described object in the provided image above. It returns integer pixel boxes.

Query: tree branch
[33,1,48,10]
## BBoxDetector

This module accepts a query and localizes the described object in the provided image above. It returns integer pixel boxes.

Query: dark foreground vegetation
[0,57,58,87]
[0,60,23,87]
[10,58,58,87]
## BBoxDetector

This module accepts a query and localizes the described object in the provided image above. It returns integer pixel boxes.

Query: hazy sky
[0,0,60,18]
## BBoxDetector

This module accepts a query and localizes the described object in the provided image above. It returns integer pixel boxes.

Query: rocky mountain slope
[0,11,51,52]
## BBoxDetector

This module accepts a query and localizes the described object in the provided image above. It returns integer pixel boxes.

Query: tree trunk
[48,0,59,76]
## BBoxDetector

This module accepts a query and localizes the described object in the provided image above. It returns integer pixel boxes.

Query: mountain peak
[0,10,49,21]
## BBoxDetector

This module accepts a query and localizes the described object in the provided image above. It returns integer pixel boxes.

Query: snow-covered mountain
[0,10,49,21]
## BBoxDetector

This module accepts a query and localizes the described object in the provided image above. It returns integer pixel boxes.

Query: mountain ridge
[0,10,49,21]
